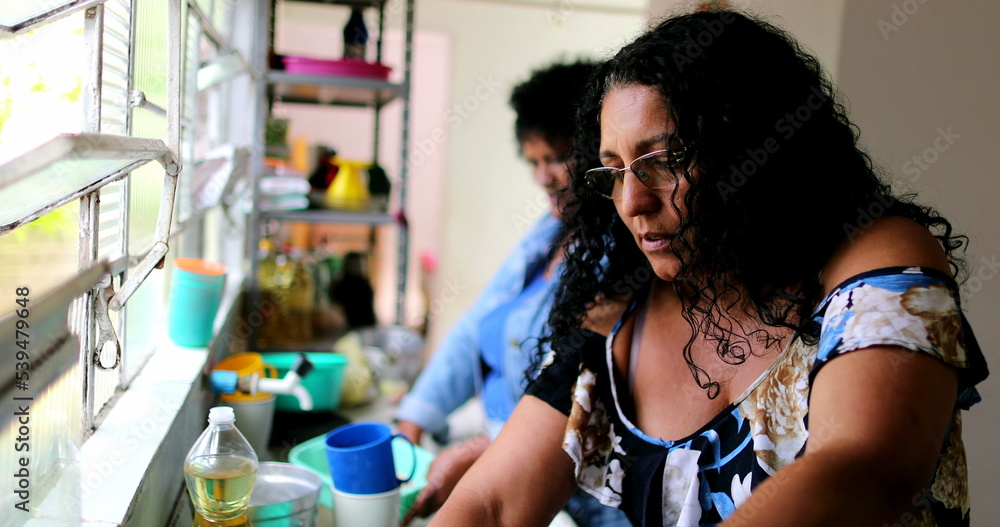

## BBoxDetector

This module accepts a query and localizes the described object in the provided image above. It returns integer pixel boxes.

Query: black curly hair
[543,10,967,398]
[510,59,599,148]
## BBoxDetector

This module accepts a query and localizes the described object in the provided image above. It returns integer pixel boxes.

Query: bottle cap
[208,406,236,424]
[210,371,239,394]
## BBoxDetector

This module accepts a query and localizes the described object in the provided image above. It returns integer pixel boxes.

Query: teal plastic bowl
[260,352,348,412]
[287,433,434,520]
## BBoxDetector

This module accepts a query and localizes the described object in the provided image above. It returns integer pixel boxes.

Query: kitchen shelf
[248,0,414,333]
[283,0,386,8]
[260,208,395,225]
[268,70,403,107]
[252,340,340,353]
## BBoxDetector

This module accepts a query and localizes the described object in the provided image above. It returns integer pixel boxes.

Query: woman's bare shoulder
[820,215,951,295]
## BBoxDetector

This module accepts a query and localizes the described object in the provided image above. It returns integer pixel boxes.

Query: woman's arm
[429,395,578,526]
[723,347,957,526]
[402,434,490,524]
[723,216,959,526]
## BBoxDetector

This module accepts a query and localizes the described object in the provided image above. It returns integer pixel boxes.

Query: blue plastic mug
[324,422,416,495]
[167,258,226,348]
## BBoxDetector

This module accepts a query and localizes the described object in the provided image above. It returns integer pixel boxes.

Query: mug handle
[392,433,417,484]
[263,364,278,379]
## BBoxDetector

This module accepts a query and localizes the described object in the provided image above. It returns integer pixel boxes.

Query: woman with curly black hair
[398,60,630,527]
[430,9,988,527]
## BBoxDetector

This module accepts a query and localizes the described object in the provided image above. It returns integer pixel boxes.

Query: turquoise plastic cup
[168,258,226,347]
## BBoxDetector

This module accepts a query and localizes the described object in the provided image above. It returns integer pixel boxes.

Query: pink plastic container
[282,56,391,80]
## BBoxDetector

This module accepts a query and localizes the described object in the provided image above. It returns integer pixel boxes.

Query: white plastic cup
[332,486,400,527]
[224,395,275,456]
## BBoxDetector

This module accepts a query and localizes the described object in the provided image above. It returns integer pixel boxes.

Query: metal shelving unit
[260,208,395,224]
[247,0,413,348]
[268,70,403,106]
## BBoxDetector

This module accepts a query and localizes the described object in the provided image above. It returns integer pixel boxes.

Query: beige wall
[647,0,846,79]
[837,2,1000,524]
[416,0,646,351]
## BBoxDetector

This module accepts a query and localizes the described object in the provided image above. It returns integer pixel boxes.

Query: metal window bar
[0,0,105,38]
[107,0,134,418]
[189,0,252,93]
[79,2,103,430]
[186,0,226,50]
[0,134,175,235]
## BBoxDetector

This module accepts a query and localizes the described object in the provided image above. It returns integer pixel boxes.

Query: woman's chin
[649,254,681,282]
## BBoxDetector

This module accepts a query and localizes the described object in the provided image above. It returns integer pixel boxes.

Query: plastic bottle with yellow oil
[282,246,315,344]
[256,239,282,348]
[184,407,258,524]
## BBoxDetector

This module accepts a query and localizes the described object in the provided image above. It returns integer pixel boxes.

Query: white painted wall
[413,0,646,352]
[647,0,847,80]
[836,2,1000,525]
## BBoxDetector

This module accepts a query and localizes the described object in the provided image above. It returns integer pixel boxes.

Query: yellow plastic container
[325,159,370,210]
[215,352,278,402]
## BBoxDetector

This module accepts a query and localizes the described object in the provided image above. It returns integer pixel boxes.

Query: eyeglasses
[585,145,692,199]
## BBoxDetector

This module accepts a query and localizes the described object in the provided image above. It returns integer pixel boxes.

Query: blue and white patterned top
[528,267,988,526]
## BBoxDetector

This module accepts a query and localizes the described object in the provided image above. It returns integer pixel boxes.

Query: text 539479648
[12,286,33,513]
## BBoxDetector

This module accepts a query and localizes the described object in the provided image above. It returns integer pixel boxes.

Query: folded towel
[257,195,309,212]
[260,176,311,197]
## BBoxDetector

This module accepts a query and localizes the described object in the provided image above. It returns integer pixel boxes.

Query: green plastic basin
[287,433,434,520]
[260,352,348,412]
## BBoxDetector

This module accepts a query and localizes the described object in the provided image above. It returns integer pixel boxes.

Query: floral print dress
[527,267,988,526]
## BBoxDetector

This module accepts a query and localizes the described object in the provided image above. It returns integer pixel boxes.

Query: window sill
[31,273,245,526]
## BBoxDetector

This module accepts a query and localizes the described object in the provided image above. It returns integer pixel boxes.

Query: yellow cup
[216,352,277,402]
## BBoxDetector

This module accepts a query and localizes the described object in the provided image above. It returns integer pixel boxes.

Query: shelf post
[395,0,415,325]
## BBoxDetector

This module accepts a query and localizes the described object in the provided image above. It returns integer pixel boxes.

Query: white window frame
[0,0,261,523]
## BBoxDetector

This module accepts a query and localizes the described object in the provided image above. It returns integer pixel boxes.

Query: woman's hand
[429,396,577,526]
[402,435,490,524]
[397,419,424,445]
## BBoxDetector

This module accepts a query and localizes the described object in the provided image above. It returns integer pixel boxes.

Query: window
[0,0,258,521]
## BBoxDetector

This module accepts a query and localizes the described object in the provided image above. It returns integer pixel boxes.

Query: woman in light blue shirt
[398,61,630,527]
